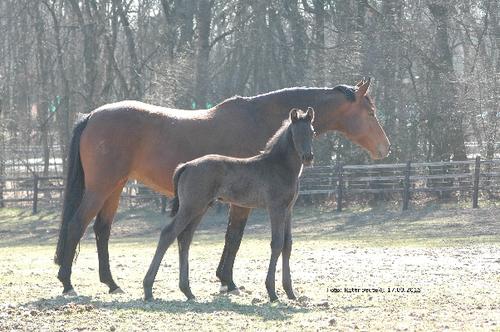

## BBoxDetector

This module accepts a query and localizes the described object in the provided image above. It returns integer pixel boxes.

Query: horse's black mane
[332,85,357,101]
[217,85,358,108]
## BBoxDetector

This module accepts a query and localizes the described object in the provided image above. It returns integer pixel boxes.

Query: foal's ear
[355,77,371,98]
[289,108,300,122]
[305,107,315,122]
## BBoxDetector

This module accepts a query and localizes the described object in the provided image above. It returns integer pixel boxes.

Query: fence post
[402,160,411,211]
[336,163,344,212]
[472,156,481,208]
[32,175,39,214]
[161,196,167,214]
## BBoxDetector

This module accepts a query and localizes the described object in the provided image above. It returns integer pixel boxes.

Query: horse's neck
[253,89,342,135]
[210,88,343,155]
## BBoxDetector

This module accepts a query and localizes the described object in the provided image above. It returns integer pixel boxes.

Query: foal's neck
[265,126,303,177]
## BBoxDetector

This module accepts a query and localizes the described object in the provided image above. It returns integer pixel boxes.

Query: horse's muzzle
[302,153,314,166]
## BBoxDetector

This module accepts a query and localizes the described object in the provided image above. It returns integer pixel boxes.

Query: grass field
[0,204,499,331]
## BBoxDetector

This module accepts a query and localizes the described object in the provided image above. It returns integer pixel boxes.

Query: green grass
[0,204,499,331]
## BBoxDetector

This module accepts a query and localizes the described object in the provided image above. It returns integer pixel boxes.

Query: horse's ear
[289,108,299,122]
[356,77,371,98]
[305,107,315,122]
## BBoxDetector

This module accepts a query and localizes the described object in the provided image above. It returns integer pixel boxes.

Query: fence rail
[1,158,499,213]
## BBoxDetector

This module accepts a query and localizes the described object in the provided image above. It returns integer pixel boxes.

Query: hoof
[144,295,153,302]
[143,285,153,301]
[269,295,279,303]
[219,285,228,293]
[228,288,241,296]
[63,289,78,297]
[110,287,125,295]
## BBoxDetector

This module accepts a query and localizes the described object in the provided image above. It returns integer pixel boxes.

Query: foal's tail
[54,113,90,266]
[170,163,188,217]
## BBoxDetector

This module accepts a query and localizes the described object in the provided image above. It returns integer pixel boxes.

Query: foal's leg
[216,205,251,292]
[265,208,286,302]
[282,209,296,299]
[58,191,107,294]
[178,212,205,300]
[93,185,123,294]
[143,208,195,301]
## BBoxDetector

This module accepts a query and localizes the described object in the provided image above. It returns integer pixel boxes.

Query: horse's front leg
[265,208,286,302]
[282,208,296,299]
[216,205,251,292]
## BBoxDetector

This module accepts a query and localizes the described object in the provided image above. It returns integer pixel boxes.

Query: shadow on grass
[1,203,499,247]
[291,203,500,243]
[23,294,311,321]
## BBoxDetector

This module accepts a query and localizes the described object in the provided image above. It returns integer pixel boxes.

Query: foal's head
[289,107,315,166]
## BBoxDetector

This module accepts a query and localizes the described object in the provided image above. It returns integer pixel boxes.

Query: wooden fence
[0,158,499,214]
[300,157,500,211]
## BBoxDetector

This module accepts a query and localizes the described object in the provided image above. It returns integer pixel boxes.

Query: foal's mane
[262,119,291,155]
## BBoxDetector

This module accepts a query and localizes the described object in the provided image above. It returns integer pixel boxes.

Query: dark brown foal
[143,108,315,302]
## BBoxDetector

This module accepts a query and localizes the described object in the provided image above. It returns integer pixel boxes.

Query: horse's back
[79,101,212,194]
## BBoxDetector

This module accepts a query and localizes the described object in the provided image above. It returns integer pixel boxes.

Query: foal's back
[176,153,297,210]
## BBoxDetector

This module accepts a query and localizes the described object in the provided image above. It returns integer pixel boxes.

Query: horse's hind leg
[178,212,205,300]
[281,209,296,299]
[216,205,251,292]
[93,185,124,293]
[143,207,198,300]
[58,191,107,294]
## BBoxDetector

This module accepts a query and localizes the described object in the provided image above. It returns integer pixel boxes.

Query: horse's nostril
[303,154,314,162]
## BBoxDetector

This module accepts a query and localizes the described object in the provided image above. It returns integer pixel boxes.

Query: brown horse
[55,79,390,295]
[144,108,315,301]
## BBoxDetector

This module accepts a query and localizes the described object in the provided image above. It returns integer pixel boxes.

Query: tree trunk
[379,0,401,161]
[284,1,307,85]
[313,0,326,85]
[194,0,212,108]
[486,0,500,159]
[428,3,467,161]
[67,0,100,110]
[33,2,51,176]
[44,1,71,168]
[177,0,195,53]
[113,0,143,100]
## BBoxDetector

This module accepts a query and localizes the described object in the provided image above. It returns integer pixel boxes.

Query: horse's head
[320,79,390,160]
[290,107,315,166]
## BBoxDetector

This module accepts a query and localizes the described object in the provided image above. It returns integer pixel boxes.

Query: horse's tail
[170,163,188,217]
[54,113,90,266]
